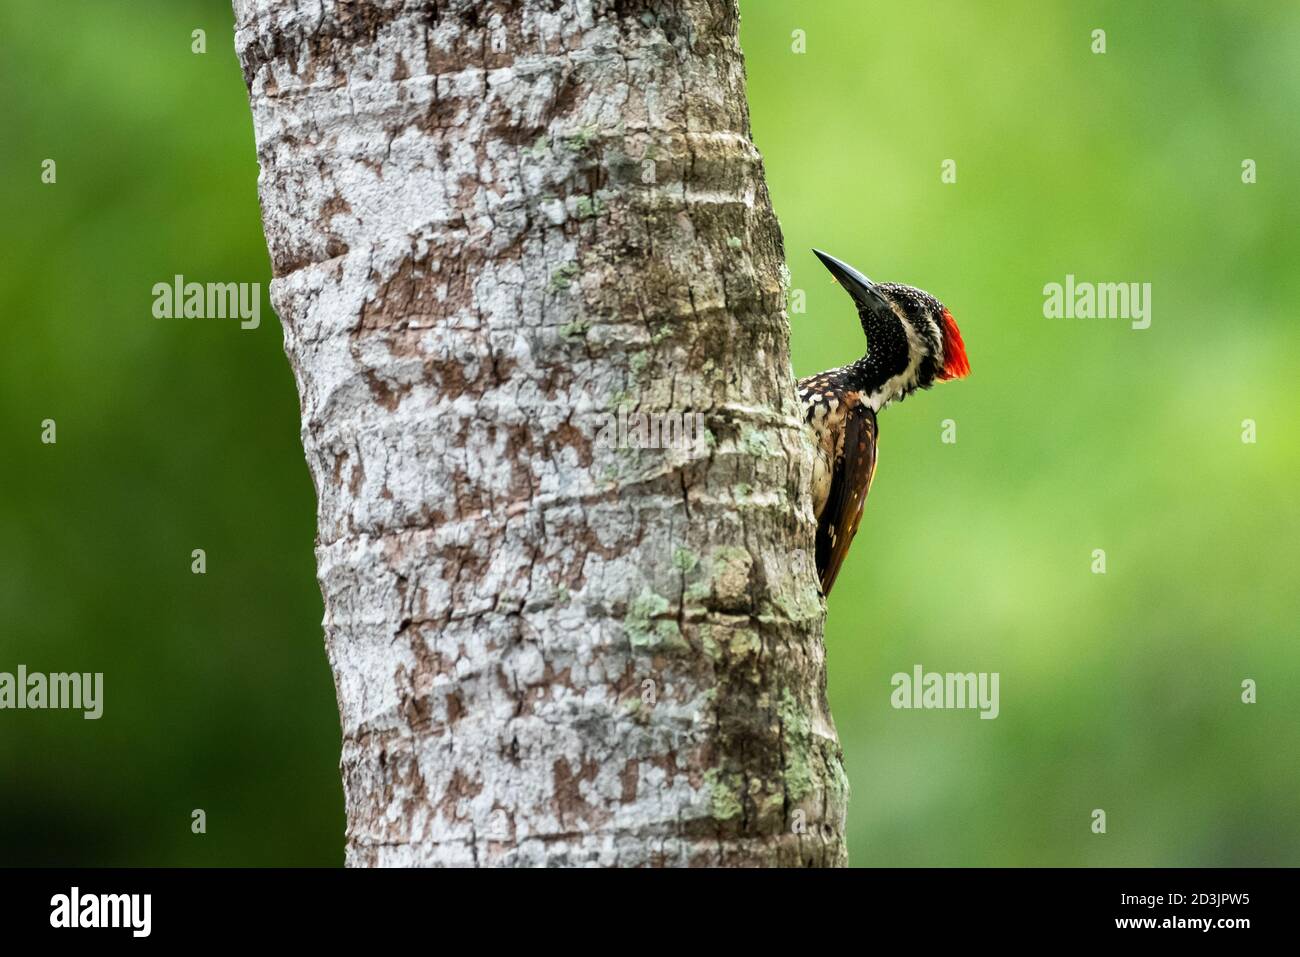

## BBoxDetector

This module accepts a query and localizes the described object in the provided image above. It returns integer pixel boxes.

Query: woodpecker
[799,249,970,596]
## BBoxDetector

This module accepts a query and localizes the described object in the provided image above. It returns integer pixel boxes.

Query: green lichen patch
[625,589,687,653]
[727,628,761,658]
[606,389,633,414]
[549,261,580,292]
[563,124,599,152]
[558,318,590,339]
[710,546,752,610]
[672,547,699,573]
[772,585,822,624]
[574,195,606,219]
[699,625,721,661]
[741,427,773,458]
[684,579,712,605]
[822,739,850,803]
[526,134,551,159]
[704,768,743,821]
[778,688,815,803]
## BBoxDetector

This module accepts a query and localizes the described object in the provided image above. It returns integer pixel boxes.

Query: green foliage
[743,0,1300,866]
[0,0,342,865]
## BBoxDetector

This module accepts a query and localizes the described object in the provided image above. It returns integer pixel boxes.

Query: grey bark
[234,0,847,867]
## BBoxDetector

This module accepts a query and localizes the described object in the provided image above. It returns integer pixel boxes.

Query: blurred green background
[1,1,1296,866]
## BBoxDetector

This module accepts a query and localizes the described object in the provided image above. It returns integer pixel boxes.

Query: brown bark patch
[551,756,608,828]
[437,768,484,822]
[619,759,639,803]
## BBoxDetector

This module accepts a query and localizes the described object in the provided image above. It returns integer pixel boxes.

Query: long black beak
[812,248,889,311]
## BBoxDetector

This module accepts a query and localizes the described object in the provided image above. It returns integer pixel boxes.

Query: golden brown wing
[815,394,878,596]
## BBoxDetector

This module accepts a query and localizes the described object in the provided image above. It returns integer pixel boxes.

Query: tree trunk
[233,0,847,867]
